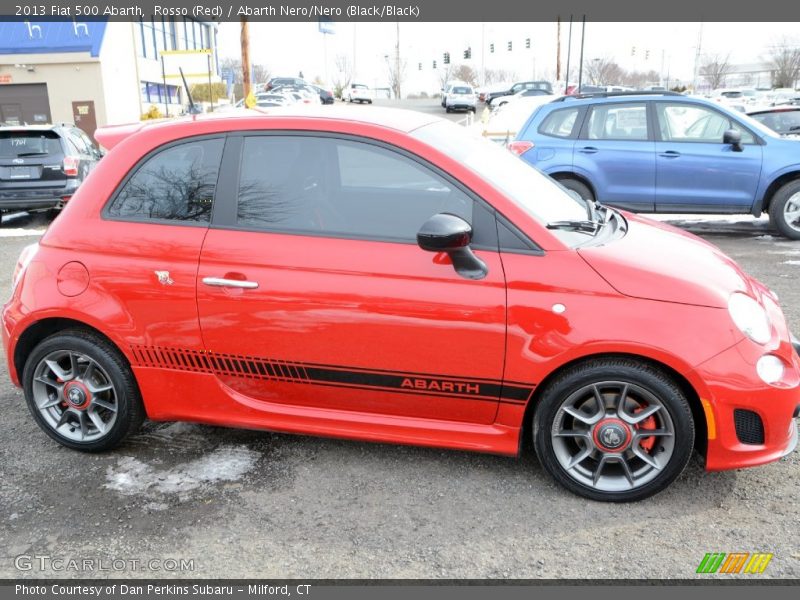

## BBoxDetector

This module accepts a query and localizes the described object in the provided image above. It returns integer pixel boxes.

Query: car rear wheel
[533,358,694,502]
[23,330,144,452]
[768,181,800,240]
[556,177,595,203]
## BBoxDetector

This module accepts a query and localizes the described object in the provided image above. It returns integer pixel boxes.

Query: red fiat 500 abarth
[3,108,799,501]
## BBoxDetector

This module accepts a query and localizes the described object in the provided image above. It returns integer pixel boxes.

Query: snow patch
[105,445,259,497]
[783,260,800,266]
[0,228,46,237]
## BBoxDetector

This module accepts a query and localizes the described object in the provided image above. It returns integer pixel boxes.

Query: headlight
[728,292,771,344]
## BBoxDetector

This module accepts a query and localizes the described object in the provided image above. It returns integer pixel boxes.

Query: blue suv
[511,91,800,239]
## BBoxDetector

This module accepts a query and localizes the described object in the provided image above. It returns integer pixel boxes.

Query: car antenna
[180,67,202,115]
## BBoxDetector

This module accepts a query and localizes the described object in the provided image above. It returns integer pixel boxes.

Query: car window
[452,87,472,94]
[236,136,472,242]
[538,107,580,138]
[586,103,648,140]
[0,131,62,157]
[66,130,90,155]
[106,138,223,223]
[656,103,755,144]
[749,110,800,135]
[76,129,97,153]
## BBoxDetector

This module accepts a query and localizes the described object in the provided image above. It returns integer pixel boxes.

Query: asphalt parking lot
[0,179,799,580]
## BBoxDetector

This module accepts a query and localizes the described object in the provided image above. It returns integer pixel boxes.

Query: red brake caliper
[634,407,657,452]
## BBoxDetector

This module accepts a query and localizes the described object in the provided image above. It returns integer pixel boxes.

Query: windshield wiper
[546,220,602,233]
[15,151,48,157]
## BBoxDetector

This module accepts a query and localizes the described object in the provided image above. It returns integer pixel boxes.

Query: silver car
[445,85,477,113]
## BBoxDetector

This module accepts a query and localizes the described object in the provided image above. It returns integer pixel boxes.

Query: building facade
[0,19,219,140]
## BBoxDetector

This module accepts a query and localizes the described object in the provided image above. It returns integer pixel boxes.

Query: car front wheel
[23,329,144,452]
[768,180,800,240]
[533,358,695,502]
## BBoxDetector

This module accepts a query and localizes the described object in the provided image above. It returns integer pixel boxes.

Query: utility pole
[565,15,573,93]
[577,15,586,93]
[556,16,561,81]
[481,22,486,86]
[241,18,251,98]
[395,22,401,99]
[692,21,703,92]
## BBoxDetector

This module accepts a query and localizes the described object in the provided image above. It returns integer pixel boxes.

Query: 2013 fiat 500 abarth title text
[3,107,799,501]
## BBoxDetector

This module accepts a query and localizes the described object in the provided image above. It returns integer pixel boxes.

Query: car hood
[577,213,754,308]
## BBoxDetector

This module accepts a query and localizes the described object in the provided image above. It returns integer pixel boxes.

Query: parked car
[485,80,553,104]
[444,84,477,113]
[344,83,372,104]
[473,95,559,143]
[265,77,307,91]
[747,106,800,138]
[0,123,102,224]
[511,91,800,239]
[488,88,552,109]
[5,107,799,502]
[308,84,335,105]
[254,93,292,108]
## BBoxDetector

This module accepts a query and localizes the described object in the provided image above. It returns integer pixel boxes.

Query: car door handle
[578,146,599,154]
[659,151,681,158]
[202,277,259,289]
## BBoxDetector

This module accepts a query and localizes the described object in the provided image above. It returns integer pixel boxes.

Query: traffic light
[418,62,422,71]
[631,46,636,56]
[433,60,437,69]
[464,47,471,60]
[645,50,650,60]
[443,52,450,65]
[507,41,512,51]
[489,43,494,53]
[525,38,531,49]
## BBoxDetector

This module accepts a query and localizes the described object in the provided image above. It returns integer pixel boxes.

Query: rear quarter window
[105,137,224,224]
[537,107,581,138]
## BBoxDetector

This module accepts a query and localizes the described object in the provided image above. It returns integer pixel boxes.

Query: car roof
[95,106,440,150]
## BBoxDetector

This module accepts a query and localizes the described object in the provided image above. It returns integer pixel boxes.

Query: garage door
[0,83,51,126]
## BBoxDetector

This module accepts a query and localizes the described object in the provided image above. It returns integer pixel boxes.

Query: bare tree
[483,68,519,85]
[332,55,353,98]
[452,64,477,86]
[386,57,407,99]
[700,54,732,90]
[585,57,624,85]
[437,63,455,91]
[767,38,800,88]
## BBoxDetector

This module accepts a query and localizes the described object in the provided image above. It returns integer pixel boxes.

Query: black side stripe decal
[130,345,535,404]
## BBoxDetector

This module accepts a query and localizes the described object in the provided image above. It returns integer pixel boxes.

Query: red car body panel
[3,109,798,469]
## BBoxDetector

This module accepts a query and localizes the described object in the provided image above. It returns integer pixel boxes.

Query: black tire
[532,358,694,502]
[556,177,595,203]
[768,180,800,240]
[22,329,145,452]
[367,100,373,104]
[445,107,452,113]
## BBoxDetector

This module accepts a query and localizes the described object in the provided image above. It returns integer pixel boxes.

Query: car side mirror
[417,213,488,280]
[723,129,743,152]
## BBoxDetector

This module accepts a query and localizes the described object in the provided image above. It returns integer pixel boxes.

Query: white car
[488,88,553,110]
[345,84,372,104]
[445,84,477,113]
[471,95,559,144]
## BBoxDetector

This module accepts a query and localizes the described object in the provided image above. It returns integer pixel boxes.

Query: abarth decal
[129,345,534,404]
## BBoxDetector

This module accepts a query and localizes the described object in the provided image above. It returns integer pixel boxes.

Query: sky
[216,22,798,91]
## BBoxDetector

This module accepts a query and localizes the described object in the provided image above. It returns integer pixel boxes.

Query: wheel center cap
[593,418,631,452]
[64,382,90,409]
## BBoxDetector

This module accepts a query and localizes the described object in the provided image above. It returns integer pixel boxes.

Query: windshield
[412,120,589,246]
[453,87,472,94]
